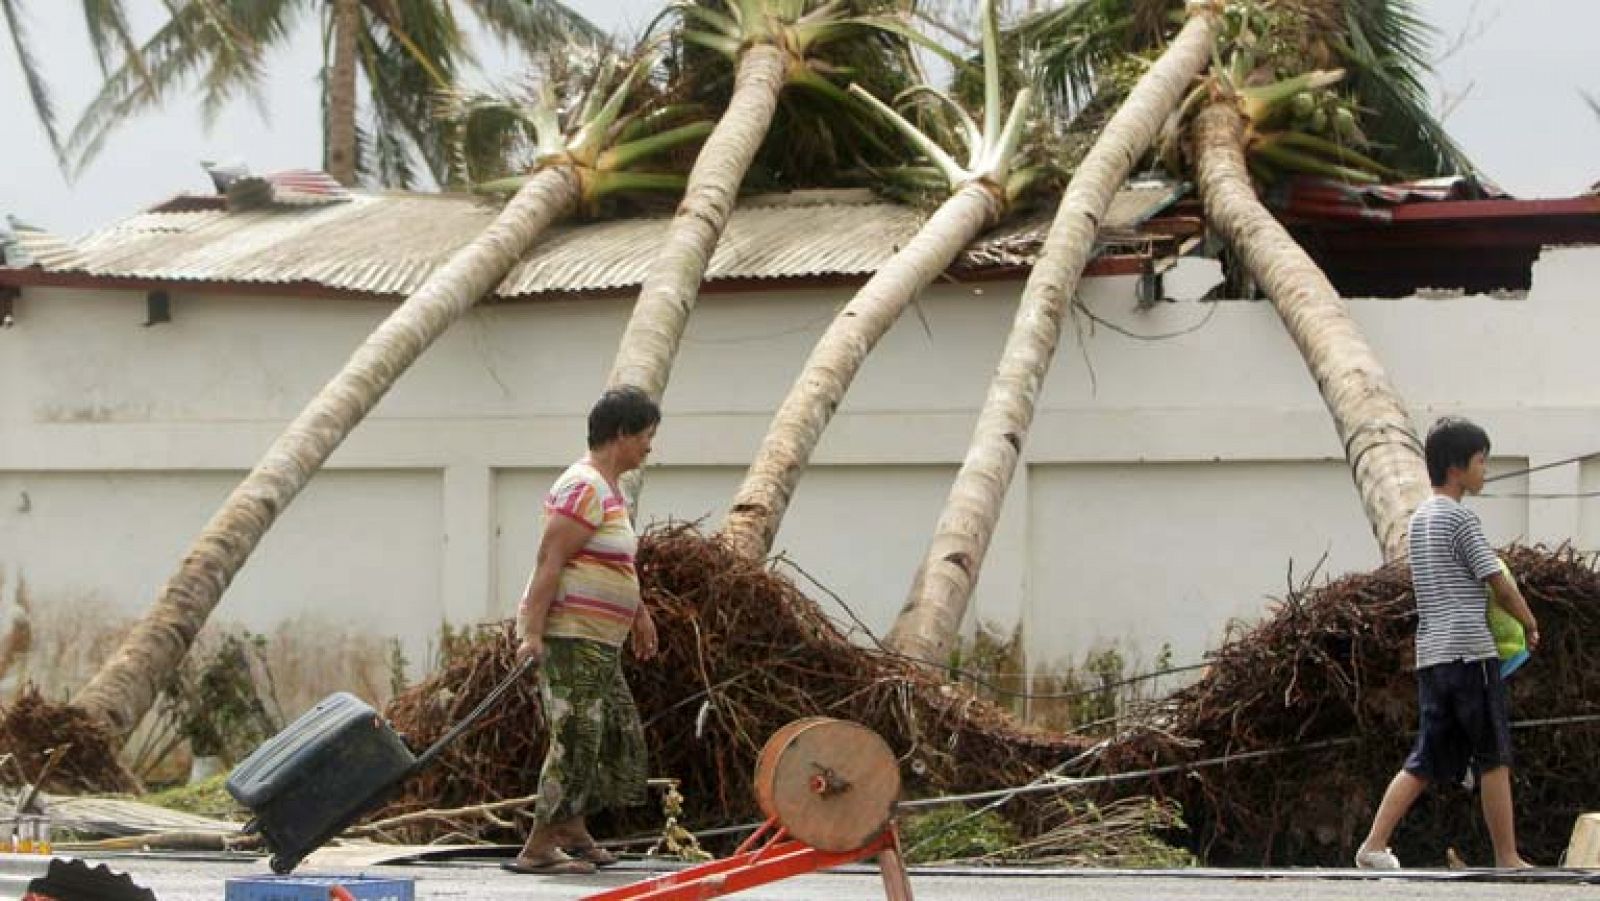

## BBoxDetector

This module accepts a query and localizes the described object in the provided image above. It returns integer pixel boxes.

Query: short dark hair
[1424,417,1490,486]
[588,386,660,450]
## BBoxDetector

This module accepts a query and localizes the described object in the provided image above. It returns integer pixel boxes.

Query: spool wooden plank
[753,718,900,852]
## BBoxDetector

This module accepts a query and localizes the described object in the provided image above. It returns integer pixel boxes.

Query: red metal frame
[582,820,907,901]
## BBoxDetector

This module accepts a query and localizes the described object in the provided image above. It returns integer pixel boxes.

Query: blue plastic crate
[224,873,414,901]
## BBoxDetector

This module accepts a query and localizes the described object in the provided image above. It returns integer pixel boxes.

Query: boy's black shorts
[1404,657,1513,785]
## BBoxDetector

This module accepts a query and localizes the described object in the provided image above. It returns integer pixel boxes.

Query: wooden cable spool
[753,717,901,853]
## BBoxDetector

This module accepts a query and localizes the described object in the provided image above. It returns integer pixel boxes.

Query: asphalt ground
[64,854,1600,901]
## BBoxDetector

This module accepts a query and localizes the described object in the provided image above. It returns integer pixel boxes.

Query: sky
[1,0,1596,238]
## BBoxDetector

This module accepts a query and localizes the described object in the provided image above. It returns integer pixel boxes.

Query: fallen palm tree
[1108,545,1600,867]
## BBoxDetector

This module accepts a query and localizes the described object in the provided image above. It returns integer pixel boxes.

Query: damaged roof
[3,183,1189,301]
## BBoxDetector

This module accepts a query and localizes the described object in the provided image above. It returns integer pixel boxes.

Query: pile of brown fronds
[379,523,1090,846]
[1108,546,1600,867]
[0,687,140,794]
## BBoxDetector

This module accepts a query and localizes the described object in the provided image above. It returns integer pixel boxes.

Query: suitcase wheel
[270,853,300,875]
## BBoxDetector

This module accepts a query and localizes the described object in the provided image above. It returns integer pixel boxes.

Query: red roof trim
[1386,195,1600,223]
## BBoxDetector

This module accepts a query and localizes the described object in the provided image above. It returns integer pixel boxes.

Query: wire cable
[1485,450,1600,484]
[898,711,1600,812]
[1072,297,1220,342]
[600,713,1600,859]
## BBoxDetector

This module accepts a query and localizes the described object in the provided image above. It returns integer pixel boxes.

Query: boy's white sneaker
[1355,847,1401,869]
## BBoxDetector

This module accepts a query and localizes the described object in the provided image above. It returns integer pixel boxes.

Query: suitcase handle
[410,655,537,773]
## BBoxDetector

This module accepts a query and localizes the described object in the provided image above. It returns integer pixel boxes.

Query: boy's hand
[1526,623,1541,651]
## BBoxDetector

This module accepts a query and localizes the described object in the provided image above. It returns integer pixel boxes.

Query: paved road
[73,855,1600,901]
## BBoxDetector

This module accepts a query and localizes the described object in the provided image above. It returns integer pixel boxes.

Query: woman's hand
[517,634,545,666]
[631,607,659,661]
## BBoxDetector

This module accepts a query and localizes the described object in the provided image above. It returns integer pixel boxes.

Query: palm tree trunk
[326,0,361,186]
[1192,100,1429,561]
[722,180,1005,560]
[606,43,788,513]
[606,44,789,399]
[885,12,1215,664]
[72,166,584,740]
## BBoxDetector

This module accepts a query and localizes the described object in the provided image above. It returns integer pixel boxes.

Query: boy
[1355,417,1540,870]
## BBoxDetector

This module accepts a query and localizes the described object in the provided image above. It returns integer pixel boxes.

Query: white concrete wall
[3,245,1597,701]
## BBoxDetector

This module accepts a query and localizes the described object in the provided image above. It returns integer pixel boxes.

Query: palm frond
[65,0,303,173]
[848,82,965,182]
[1020,0,1173,117]
[356,3,459,187]
[1333,0,1474,177]
[355,109,420,189]
[674,2,742,41]
[369,0,463,89]
[80,0,155,90]
[459,0,607,56]
[654,0,926,191]
[432,44,699,192]
[436,91,534,187]
[2,0,67,166]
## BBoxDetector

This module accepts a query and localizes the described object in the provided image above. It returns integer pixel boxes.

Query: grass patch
[141,774,242,820]
[899,805,1019,864]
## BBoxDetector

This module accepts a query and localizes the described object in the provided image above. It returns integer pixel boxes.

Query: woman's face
[622,424,657,470]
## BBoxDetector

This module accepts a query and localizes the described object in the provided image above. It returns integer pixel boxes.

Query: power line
[898,711,1600,812]
[1481,491,1600,500]
[1485,450,1600,484]
[609,713,1600,859]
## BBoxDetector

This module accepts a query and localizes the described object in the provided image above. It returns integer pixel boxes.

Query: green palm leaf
[1021,0,1169,115]
[63,0,603,183]
[65,0,301,173]
[3,0,160,171]
[2,0,67,166]
[1334,0,1474,176]
[80,0,149,80]
[460,0,606,53]
[1027,0,1475,180]
[354,0,464,186]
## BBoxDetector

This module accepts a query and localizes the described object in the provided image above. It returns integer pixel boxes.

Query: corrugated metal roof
[11,183,1185,299]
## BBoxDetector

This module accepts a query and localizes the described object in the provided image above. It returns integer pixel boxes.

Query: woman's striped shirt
[537,458,640,647]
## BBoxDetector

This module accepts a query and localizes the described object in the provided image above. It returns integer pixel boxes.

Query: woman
[506,386,660,875]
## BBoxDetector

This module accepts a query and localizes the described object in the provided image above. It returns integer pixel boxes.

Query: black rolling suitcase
[227,657,534,874]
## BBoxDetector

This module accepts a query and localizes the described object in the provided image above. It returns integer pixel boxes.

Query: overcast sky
[2,0,1596,237]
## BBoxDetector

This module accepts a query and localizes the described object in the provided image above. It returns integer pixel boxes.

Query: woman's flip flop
[565,844,620,867]
[500,853,597,875]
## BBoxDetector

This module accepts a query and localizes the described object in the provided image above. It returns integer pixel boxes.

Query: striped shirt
[532,458,640,647]
[1408,495,1500,669]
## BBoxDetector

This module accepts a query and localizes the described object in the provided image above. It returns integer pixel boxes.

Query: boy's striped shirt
[1408,495,1500,669]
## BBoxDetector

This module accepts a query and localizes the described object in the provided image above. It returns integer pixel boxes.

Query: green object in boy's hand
[1487,558,1530,678]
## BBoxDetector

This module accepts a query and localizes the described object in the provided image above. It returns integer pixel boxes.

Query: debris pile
[380,523,1090,845]
[0,687,141,794]
[1110,546,1600,867]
